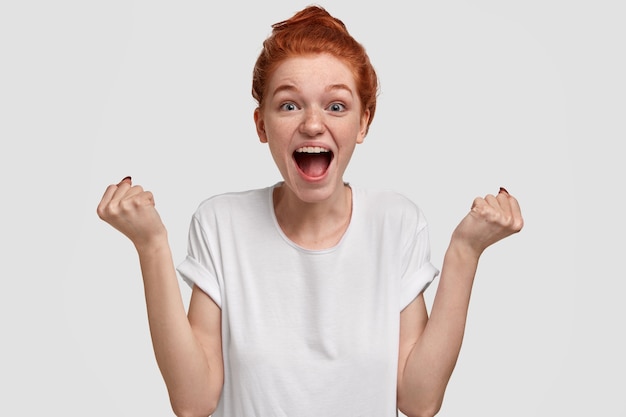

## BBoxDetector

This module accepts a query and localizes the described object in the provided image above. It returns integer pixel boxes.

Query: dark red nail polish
[118,176,132,186]
[499,187,509,195]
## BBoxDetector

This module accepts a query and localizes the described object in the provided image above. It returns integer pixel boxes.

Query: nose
[299,106,325,136]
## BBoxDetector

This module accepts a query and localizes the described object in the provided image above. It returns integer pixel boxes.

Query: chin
[288,177,345,204]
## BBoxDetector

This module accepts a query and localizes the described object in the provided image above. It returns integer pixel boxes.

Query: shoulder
[353,185,424,216]
[192,186,272,221]
[352,185,430,232]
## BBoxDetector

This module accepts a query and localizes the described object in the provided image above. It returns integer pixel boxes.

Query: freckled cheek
[267,141,292,166]
[265,121,298,145]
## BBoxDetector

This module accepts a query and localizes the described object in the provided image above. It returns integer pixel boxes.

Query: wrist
[446,235,482,264]
[133,231,170,256]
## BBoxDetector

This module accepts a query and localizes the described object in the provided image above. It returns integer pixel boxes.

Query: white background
[1,1,624,415]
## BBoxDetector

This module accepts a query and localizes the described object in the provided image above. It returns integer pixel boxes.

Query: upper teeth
[295,147,330,153]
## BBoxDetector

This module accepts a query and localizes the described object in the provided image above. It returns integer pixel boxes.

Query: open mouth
[293,146,333,178]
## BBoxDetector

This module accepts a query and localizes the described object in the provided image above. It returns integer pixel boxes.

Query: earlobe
[254,108,268,143]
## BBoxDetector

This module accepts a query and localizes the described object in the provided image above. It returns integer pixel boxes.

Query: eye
[327,102,346,112]
[280,102,298,111]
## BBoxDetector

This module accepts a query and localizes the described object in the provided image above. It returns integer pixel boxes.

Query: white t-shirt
[176,183,439,416]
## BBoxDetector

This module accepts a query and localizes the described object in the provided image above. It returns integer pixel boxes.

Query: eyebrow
[271,84,298,96]
[326,83,354,95]
[271,83,355,96]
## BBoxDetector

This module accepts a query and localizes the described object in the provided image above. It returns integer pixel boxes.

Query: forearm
[399,188,523,416]
[135,238,221,415]
[398,241,479,416]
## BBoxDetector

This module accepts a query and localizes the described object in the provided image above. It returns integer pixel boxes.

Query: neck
[273,182,352,250]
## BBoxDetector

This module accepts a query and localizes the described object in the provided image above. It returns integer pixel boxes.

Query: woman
[97,6,523,417]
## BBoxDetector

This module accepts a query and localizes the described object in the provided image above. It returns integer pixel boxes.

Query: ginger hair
[252,5,378,133]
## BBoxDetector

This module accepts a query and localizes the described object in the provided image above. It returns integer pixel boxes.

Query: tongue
[297,153,330,177]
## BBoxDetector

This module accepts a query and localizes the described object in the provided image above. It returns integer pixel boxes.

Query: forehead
[268,53,357,91]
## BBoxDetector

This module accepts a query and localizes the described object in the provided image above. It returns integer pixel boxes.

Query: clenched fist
[452,187,524,257]
[96,176,167,249]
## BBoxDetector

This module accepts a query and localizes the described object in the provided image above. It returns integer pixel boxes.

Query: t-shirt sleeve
[176,214,223,308]
[399,215,439,311]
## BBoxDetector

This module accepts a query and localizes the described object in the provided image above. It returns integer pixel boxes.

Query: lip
[292,141,333,152]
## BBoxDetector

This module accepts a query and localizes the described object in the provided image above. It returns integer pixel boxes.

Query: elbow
[397,381,447,417]
[168,378,222,417]
[398,397,443,417]
[399,406,441,417]
[171,399,218,417]
[172,405,216,417]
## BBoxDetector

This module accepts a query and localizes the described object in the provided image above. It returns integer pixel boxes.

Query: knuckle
[97,203,117,221]
[119,198,133,211]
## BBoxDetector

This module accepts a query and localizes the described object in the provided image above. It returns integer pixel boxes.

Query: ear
[356,109,370,144]
[254,108,268,143]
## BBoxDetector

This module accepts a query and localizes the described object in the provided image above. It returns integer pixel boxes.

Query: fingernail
[118,176,132,185]
[499,187,509,195]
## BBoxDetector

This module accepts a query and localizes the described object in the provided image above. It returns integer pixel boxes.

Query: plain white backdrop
[1,1,624,415]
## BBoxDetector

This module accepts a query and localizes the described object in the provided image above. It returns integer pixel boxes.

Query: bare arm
[97,177,223,417]
[397,188,523,417]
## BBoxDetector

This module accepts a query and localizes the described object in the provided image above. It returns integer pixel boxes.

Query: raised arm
[97,177,223,417]
[397,188,523,417]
